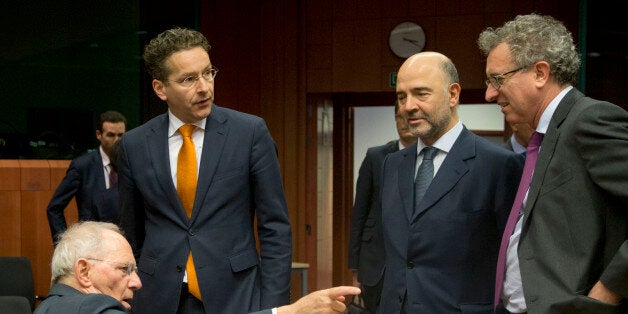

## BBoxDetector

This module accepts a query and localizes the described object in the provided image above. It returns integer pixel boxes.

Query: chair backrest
[0,295,32,314]
[0,257,35,311]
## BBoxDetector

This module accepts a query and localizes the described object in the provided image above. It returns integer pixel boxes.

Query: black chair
[0,295,32,314]
[0,257,37,311]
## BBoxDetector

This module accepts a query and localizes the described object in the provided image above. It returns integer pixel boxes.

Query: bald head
[399,52,459,85]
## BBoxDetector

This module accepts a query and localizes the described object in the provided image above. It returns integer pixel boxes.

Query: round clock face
[389,22,426,58]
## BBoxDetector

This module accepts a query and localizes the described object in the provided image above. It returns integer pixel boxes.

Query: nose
[196,76,212,92]
[485,84,498,103]
[399,97,417,112]
[128,271,142,290]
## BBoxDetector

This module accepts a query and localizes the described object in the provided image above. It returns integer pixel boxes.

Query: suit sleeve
[250,119,292,308]
[77,294,128,314]
[575,103,628,297]
[348,150,375,269]
[46,159,82,243]
[117,136,146,257]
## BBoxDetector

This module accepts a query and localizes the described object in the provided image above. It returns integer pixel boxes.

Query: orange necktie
[177,124,202,300]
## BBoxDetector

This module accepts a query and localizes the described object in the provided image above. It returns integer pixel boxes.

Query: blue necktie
[414,146,438,213]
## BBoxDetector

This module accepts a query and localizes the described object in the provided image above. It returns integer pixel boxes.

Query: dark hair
[143,27,211,82]
[97,111,126,132]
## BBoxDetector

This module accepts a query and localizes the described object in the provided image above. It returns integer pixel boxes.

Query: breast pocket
[540,168,573,195]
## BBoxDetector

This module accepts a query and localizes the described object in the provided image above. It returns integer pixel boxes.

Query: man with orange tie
[117,28,292,313]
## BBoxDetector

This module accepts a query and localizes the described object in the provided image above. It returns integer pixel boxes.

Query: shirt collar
[537,86,573,134]
[416,120,463,154]
[168,110,206,138]
[99,146,110,167]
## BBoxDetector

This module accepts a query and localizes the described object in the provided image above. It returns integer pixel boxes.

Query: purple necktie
[494,131,544,310]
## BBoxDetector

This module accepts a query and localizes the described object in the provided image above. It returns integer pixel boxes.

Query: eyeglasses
[485,67,523,90]
[87,258,138,276]
[169,67,219,88]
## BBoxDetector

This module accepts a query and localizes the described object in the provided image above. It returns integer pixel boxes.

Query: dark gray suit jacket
[34,284,127,314]
[118,105,292,314]
[46,149,118,243]
[518,88,628,313]
[349,140,398,286]
[378,127,522,314]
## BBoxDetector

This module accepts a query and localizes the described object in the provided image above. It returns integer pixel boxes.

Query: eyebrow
[178,66,213,77]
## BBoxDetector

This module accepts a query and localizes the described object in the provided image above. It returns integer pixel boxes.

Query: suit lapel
[411,128,472,222]
[147,115,189,224]
[190,106,228,222]
[399,144,417,222]
[90,150,107,190]
[523,89,582,222]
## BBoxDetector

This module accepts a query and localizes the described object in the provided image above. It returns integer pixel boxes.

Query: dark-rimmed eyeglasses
[87,258,138,276]
[169,67,219,88]
[485,67,523,90]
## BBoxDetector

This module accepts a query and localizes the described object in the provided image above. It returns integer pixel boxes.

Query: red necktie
[177,124,202,300]
[108,166,118,188]
[494,131,543,310]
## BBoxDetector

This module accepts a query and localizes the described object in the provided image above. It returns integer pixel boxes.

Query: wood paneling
[0,160,75,302]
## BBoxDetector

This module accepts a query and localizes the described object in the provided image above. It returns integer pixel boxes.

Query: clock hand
[403,37,422,47]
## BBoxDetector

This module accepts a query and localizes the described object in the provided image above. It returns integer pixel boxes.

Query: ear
[75,258,93,288]
[532,61,551,87]
[448,83,462,108]
[96,130,102,141]
[152,79,168,101]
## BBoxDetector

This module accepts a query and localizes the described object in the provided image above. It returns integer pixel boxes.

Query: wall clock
[389,22,426,58]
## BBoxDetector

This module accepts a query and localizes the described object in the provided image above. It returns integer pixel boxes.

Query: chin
[121,300,132,310]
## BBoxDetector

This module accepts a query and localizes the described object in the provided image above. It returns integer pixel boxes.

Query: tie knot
[179,124,196,137]
[528,131,544,149]
[421,146,438,160]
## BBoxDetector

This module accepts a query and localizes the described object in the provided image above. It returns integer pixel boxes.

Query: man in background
[503,122,533,154]
[378,52,522,313]
[46,110,126,244]
[348,103,417,312]
[479,13,628,313]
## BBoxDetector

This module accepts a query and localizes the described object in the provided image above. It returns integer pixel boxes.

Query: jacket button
[398,295,403,303]
[407,261,414,268]
[176,265,183,272]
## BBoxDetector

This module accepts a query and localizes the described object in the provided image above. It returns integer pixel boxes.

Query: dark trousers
[361,277,384,314]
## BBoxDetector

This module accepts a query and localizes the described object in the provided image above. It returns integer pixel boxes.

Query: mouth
[407,116,424,126]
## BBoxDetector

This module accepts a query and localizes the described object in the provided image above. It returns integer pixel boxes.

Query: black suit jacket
[46,149,118,243]
[517,88,628,313]
[34,284,127,314]
[379,127,523,313]
[348,140,398,286]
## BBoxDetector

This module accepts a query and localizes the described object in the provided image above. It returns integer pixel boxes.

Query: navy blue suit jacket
[34,284,127,314]
[46,149,118,243]
[349,140,398,285]
[118,105,292,314]
[378,127,522,313]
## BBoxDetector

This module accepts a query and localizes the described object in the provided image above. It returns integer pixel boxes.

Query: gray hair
[477,13,580,86]
[50,221,123,285]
